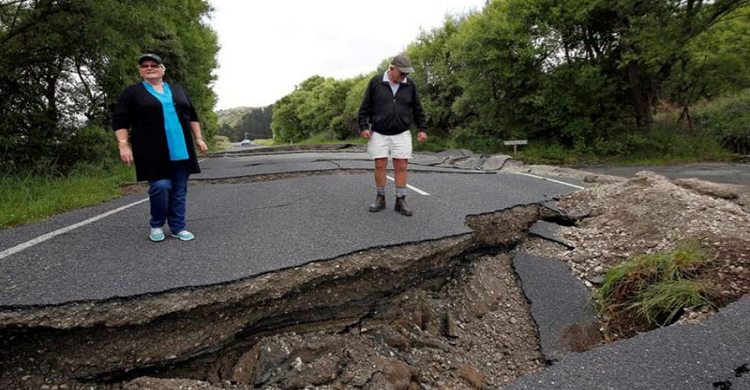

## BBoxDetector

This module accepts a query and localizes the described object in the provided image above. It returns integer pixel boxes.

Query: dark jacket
[112,83,201,182]
[358,74,427,136]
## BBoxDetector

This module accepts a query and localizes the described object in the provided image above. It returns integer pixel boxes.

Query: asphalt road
[0,153,580,306]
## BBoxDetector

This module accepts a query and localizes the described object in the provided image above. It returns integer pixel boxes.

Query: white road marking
[386,176,431,196]
[0,198,149,260]
[512,172,585,190]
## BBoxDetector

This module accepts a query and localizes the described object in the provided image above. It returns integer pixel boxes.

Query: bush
[595,244,723,334]
[692,90,750,154]
[445,128,507,154]
[329,116,349,140]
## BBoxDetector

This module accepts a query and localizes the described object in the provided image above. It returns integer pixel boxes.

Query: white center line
[0,198,149,261]
[512,172,585,190]
[386,176,431,196]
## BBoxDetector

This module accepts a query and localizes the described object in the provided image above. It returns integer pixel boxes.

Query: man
[358,54,427,216]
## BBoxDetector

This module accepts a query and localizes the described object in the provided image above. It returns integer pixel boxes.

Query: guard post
[503,140,528,155]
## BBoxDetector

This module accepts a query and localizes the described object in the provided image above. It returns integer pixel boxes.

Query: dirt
[518,169,750,331]
[2,164,749,390]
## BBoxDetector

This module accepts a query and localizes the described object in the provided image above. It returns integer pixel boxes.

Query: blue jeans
[148,162,190,233]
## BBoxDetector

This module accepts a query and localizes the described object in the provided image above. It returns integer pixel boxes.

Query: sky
[209,0,487,110]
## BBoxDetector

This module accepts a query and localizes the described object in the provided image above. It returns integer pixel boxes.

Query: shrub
[329,116,349,140]
[595,244,723,333]
[692,89,750,154]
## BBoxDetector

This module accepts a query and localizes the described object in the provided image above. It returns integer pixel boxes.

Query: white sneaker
[149,227,165,242]
[171,230,195,241]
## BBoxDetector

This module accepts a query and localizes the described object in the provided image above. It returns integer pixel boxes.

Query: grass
[0,162,135,230]
[595,243,722,332]
[213,135,232,150]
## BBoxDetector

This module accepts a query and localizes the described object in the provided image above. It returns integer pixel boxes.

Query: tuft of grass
[0,162,135,230]
[595,243,722,331]
[630,280,720,327]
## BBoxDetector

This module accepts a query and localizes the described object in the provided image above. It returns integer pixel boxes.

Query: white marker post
[503,140,528,155]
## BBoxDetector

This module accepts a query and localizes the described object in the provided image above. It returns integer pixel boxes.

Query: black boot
[368,194,386,212]
[394,196,413,216]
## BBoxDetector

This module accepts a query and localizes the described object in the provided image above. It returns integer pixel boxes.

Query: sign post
[503,140,528,155]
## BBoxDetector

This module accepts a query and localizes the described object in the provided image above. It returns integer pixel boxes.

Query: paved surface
[529,221,574,248]
[0,153,580,307]
[513,253,599,363]
[505,295,750,390]
[194,151,495,179]
[578,162,750,185]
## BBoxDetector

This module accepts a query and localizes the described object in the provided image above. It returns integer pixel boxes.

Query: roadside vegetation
[0,163,135,229]
[595,243,724,337]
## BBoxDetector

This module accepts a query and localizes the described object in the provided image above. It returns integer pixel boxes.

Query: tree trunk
[628,60,652,130]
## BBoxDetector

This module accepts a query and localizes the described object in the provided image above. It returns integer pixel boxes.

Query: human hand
[196,139,208,154]
[417,131,427,143]
[361,130,371,139]
[119,144,133,166]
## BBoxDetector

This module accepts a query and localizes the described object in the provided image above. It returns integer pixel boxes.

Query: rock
[457,364,484,389]
[382,358,416,390]
[444,312,459,338]
[231,346,260,384]
[384,330,410,351]
[123,377,222,390]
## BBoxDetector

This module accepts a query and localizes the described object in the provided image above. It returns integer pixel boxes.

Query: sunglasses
[139,64,161,69]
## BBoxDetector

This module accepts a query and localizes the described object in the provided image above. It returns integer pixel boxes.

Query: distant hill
[216,105,274,141]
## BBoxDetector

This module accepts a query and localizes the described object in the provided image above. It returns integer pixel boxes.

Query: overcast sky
[209,0,487,110]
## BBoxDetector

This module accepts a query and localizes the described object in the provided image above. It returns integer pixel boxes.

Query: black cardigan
[357,74,427,135]
[112,83,201,182]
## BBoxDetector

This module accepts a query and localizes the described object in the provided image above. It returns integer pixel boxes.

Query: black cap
[138,53,163,65]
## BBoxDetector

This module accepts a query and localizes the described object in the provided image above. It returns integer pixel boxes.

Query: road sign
[503,140,528,154]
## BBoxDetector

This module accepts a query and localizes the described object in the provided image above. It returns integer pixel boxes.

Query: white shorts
[367,131,413,160]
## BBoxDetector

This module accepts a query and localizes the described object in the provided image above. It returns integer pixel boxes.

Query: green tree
[405,17,466,135]
[662,6,750,131]
[0,0,219,173]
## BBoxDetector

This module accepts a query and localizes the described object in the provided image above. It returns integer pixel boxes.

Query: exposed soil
[518,169,750,334]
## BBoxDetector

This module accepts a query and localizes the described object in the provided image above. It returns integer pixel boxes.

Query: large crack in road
[0,203,565,390]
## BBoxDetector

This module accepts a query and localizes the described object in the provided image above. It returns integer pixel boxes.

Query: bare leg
[374,158,388,188]
[393,158,408,188]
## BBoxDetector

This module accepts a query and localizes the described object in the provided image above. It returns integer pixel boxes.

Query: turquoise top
[142,82,189,161]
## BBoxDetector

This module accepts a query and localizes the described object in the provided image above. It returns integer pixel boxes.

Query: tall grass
[595,244,722,331]
[0,162,135,230]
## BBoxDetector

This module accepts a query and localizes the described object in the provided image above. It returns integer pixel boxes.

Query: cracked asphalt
[0,151,579,306]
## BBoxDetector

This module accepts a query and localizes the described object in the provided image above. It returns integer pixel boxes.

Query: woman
[113,53,208,242]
